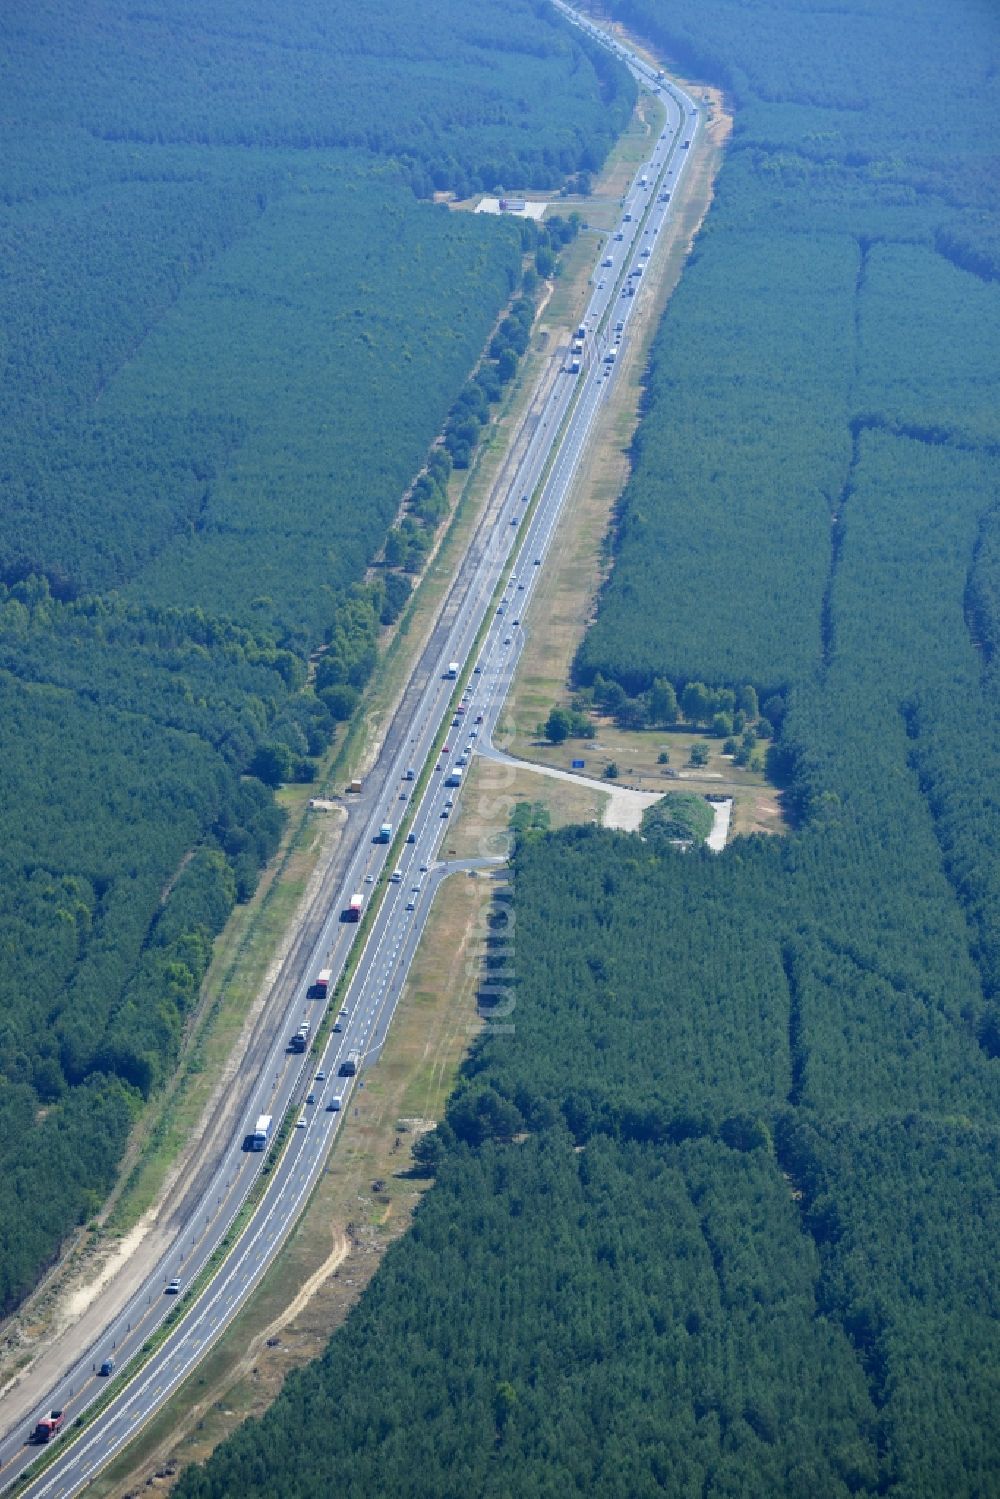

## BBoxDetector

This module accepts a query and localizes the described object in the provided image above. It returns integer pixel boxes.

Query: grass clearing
[444,754,607,861]
[497,718,783,839]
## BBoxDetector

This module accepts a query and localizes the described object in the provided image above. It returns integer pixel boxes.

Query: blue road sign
[571,759,585,769]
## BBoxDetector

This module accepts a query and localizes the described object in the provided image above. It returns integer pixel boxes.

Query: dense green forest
[0,0,633,1310]
[174,0,999,1495]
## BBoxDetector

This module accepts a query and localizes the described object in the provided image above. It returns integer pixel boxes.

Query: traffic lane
[11,43,698,1490]
[36,1101,343,1499]
[19,380,599,1481]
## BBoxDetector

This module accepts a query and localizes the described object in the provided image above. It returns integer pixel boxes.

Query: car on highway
[504,636,512,645]
[440,808,449,818]
[295,1115,306,1129]
[99,1358,115,1377]
[475,713,484,723]
[315,1070,325,1081]
[512,618,520,626]
[364,872,374,883]
[165,1279,181,1294]
[306,1091,315,1105]
[534,557,541,565]
[406,831,416,843]
[405,900,415,912]
[474,663,483,673]
[443,743,451,752]
[420,863,429,872]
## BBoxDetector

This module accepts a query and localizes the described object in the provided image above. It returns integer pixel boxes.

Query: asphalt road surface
[0,17,698,1494]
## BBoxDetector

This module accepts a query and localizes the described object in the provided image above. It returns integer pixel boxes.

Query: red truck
[33,1410,64,1443]
[345,894,363,923]
[313,967,333,997]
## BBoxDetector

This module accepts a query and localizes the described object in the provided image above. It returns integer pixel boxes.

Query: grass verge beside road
[491,78,785,837]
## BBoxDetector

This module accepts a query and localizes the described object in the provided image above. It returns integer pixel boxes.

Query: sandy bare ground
[706,798,733,851]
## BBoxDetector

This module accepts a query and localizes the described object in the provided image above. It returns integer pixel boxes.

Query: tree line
[173,0,1000,1491]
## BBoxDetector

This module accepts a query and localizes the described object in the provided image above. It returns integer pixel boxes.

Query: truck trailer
[314,967,332,997]
[340,1049,361,1077]
[345,893,363,922]
[251,1115,272,1151]
[33,1411,64,1444]
[377,822,392,843]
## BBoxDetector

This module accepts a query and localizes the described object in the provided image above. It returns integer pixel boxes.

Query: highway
[0,16,698,1494]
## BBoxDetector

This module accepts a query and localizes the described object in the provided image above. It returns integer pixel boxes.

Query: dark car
[99,1358,115,1377]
